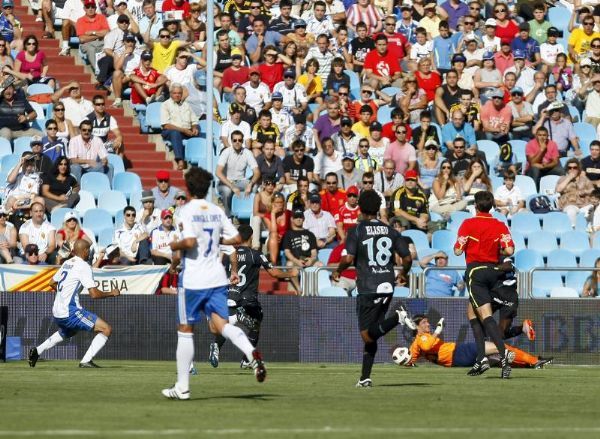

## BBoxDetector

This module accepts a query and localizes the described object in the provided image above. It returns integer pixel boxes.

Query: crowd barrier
[1,294,599,364]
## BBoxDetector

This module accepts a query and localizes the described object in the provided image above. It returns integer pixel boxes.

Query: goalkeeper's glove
[433,318,444,336]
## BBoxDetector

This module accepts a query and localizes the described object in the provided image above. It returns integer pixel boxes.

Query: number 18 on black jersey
[345,220,410,295]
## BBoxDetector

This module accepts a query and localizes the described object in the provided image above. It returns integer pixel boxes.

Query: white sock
[61,41,68,49]
[36,331,64,355]
[80,333,108,363]
[176,331,194,392]
[221,323,254,360]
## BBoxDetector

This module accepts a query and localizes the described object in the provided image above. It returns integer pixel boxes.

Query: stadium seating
[107,154,126,175]
[27,83,54,96]
[98,190,128,217]
[317,249,333,265]
[539,175,560,197]
[184,137,208,165]
[377,106,393,124]
[549,287,579,298]
[145,102,163,133]
[13,137,32,156]
[393,286,410,297]
[476,140,499,167]
[98,227,114,247]
[547,249,577,277]
[115,209,125,227]
[318,286,347,297]
[508,140,527,165]
[514,249,544,272]
[527,231,558,257]
[542,212,572,238]
[81,173,111,199]
[231,194,254,220]
[74,190,97,215]
[0,139,12,159]
[448,210,471,230]
[431,229,455,253]
[515,175,537,199]
[593,233,600,249]
[402,230,430,255]
[560,231,590,257]
[82,208,114,237]
[580,248,600,267]
[511,230,526,252]
[129,190,144,212]
[511,212,541,238]
[565,270,589,291]
[51,207,78,230]
[447,252,465,268]
[548,6,570,36]
[113,172,143,199]
[531,271,564,297]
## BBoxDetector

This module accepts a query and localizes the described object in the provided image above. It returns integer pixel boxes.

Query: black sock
[215,334,226,349]
[247,329,259,347]
[470,318,486,362]
[483,316,506,358]
[367,314,399,341]
[503,325,523,339]
[361,342,378,381]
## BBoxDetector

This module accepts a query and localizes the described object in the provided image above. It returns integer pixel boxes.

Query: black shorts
[490,282,519,321]
[465,263,504,309]
[356,293,393,331]
[230,301,263,330]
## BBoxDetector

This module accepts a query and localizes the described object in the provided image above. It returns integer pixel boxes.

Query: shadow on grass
[378,383,434,387]
[192,393,281,402]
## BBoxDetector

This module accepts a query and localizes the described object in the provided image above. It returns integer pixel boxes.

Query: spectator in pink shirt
[67,119,114,183]
[480,88,512,143]
[525,126,564,190]
[383,124,417,174]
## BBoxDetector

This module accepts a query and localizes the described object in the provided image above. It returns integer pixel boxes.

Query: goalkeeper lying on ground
[407,315,553,369]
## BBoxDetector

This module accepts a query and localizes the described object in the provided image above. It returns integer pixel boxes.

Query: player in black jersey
[332,190,416,387]
[209,225,296,369]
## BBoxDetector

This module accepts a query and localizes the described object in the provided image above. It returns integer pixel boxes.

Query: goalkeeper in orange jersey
[407,315,553,369]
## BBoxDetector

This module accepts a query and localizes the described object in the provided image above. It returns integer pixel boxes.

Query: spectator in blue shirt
[420,251,465,297]
[441,109,477,151]
[511,22,541,69]
[433,21,456,75]
[440,0,469,31]
[246,16,283,63]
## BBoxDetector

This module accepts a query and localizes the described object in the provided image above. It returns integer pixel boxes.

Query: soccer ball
[392,347,411,366]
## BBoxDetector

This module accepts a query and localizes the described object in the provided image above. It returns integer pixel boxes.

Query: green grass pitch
[2,361,600,439]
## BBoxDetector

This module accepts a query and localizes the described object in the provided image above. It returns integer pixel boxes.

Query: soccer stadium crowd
[2,0,600,296]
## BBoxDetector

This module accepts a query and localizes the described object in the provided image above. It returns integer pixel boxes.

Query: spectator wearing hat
[269,91,294,135]
[336,153,363,190]
[19,202,56,263]
[273,68,308,115]
[0,83,42,141]
[129,49,168,106]
[55,211,92,263]
[282,207,320,293]
[68,119,114,183]
[76,0,109,77]
[504,50,536,95]
[511,22,541,69]
[50,81,94,128]
[363,34,403,89]
[525,126,564,189]
[0,0,21,50]
[96,14,139,90]
[284,113,315,154]
[216,129,260,217]
[150,209,180,265]
[138,0,163,41]
[384,122,417,175]
[160,82,199,170]
[460,35,484,72]
[40,156,80,212]
[584,74,600,128]
[479,18,500,53]
[114,205,151,265]
[474,51,503,103]
[22,243,46,266]
[221,105,252,150]
[287,19,315,55]
[28,135,53,176]
[419,251,465,297]
[314,137,343,181]
[533,101,581,156]
[391,169,430,232]
[242,68,271,114]
[137,190,161,234]
[540,27,565,71]
[221,48,249,99]
[41,121,66,164]
[331,115,360,155]
[151,170,180,210]
[304,34,341,85]
[111,32,142,108]
[507,86,534,140]
[303,192,337,249]
[4,152,44,213]
[375,159,404,209]
[480,88,512,143]
[528,3,551,45]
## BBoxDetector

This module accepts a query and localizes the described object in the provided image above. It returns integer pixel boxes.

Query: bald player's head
[73,239,91,258]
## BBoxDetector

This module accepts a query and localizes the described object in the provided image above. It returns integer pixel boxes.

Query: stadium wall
[2,293,599,365]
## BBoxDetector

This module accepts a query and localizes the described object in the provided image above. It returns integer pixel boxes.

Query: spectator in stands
[220,48,248,100]
[269,0,297,35]
[255,139,285,188]
[444,136,471,177]
[327,241,356,293]
[584,74,600,128]
[508,86,534,140]
[87,94,124,157]
[282,207,321,293]
[314,137,343,181]
[145,27,188,74]
[160,83,199,170]
[19,201,56,263]
[22,243,45,265]
[480,88,511,143]
[525,126,564,189]
[114,205,151,265]
[568,15,600,65]
[151,170,180,210]
[325,58,350,97]
[583,257,600,297]
[129,50,168,106]
[68,119,114,183]
[494,170,526,217]
[303,192,337,249]
[540,27,564,71]
[55,211,92,264]
[528,3,550,45]
[417,140,443,195]
[363,34,403,89]
[434,69,465,125]
[349,21,374,73]
[137,190,161,234]
[51,81,93,128]
[492,2,519,45]
[333,184,359,242]
[474,52,503,104]
[0,206,16,263]
[415,57,442,104]
[42,120,67,162]
[556,158,595,228]
[48,107,74,148]
[571,58,594,114]
[96,15,139,91]
[550,53,573,94]
[25,137,52,177]
[533,101,581,157]
[0,0,22,50]
[318,172,346,217]
[313,98,341,151]
[138,0,163,42]
[336,153,362,190]
[110,34,141,108]
[150,209,180,267]
[429,159,467,216]
[6,35,54,89]
[283,139,315,191]
[221,105,252,150]
[462,157,492,199]
[4,153,44,213]
[216,129,260,217]
[441,108,477,152]
[384,123,417,174]
[353,138,379,173]
[245,14,282,63]
[330,116,357,155]
[505,50,536,95]
[257,46,292,93]
[273,68,308,116]
[374,159,403,208]
[582,140,600,187]
[76,0,110,79]
[304,34,341,85]
[251,109,280,155]
[367,121,388,164]
[408,27,433,71]
[250,177,276,250]
[0,35,13,71]
[392,169,430,232]
[266,192,289,263]
[511,23,541,69]
[419,251,465,297]
[242,68,270,114]
[0,82,41,140]
[40,156,79,212]
[381,108,412,143]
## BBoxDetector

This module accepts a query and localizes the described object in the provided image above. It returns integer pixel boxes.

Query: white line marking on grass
[2,427,600,436]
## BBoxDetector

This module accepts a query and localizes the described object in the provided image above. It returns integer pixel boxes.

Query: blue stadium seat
[547,249,577,277]
[573,122,596,141]
[50,208,78,230]
[98,227,115,247]
[0,154,19,173]
[184,137,208,164]
[491,211,507,223]
[527,231,558,257]
[319,286,347,297]
[344,69,360,91]
[542,212,572,238]
[317,248,333,264]
[491,175,503,191]
[98,190,128,217]
[198,120,222,139]
[560,230,590,257]
[80,173,111,199]
[401,230,430,254]
[115,209,125,227]
[145,102,162,132]
[107,154,125,175]
[515,175,537,199]
[447,252,465,268]
[593,233,600,249]
[377,106,393,124]
[548,6,570,34]
[381,86,401,96]
[549,286,579,298]
[508,140,527,169]
[27,83,54,97]
[476,140,499,167]
[129,190,143,211]
[431,229,455,253]
[539,175,560,197]
[218,101,229,119]
[82,208,114,237]
[393,286,410,297]
[74,190,96,215]
[531,271,564,297]
[29,101,48,128]
[113,172,142,199]
[13,137,32,156]
[567,104,580,122]
[565,270,589,292]
[580,248,600,267]
[510,212,541,238]
[231,193,254,220]
[511,230,526,252]
[514,249,544,272]
[448,210,471,230]
[0,138,11,160]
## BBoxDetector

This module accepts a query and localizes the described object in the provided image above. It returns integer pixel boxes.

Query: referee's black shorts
[356,293,393,331]
[465,263,504,309]
[490,281,519,321]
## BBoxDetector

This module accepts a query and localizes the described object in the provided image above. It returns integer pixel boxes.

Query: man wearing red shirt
[319,172,347,218]
[76,0,110,79]
[376,17,409,59]
[382,108,412,142]
[348,85,381,122]
[221,49,249,96]
[334,185,360,242]
[130,50,168,105]
[454,191,515,379]
[258,46,285,91]
[362,34,403,89]
[161,0,191,20]
[327,242,356,293]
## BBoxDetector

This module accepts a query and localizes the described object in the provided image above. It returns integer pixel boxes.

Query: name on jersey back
[365,225,388,235]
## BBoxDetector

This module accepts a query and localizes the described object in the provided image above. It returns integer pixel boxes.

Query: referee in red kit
[453,191,515,379]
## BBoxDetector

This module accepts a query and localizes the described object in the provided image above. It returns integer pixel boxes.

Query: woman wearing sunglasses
[4,34,55,89]
[492,2,519,46]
